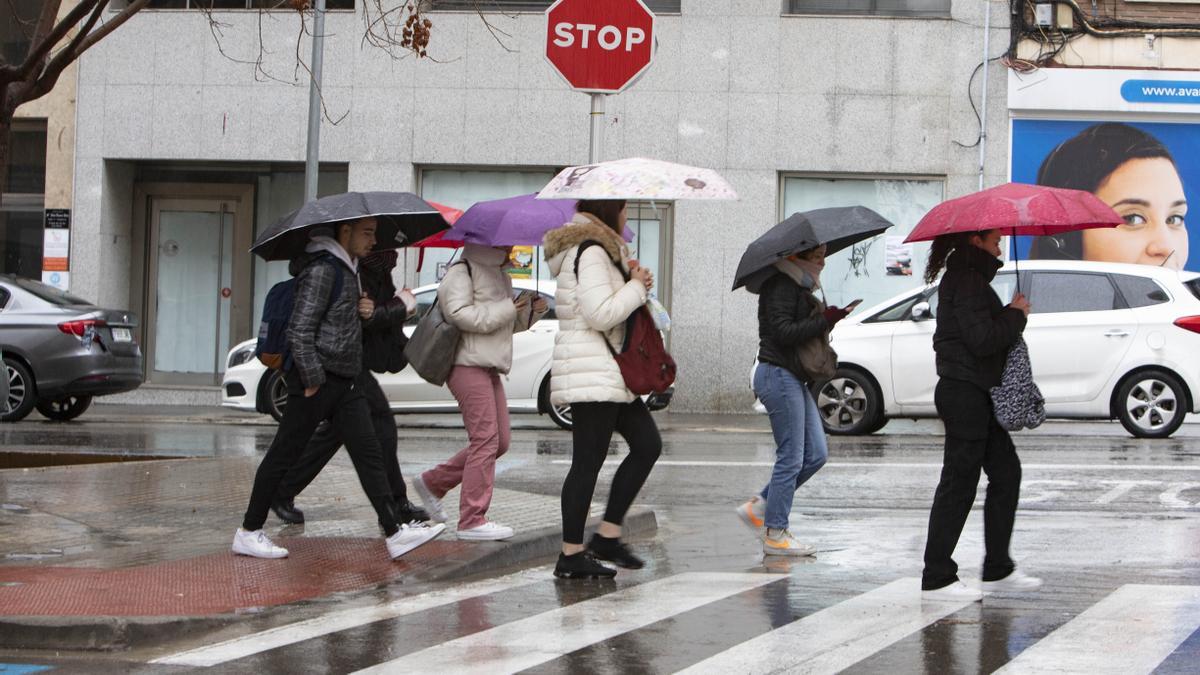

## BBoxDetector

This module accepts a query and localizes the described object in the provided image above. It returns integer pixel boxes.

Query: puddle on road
[0,451,176,470]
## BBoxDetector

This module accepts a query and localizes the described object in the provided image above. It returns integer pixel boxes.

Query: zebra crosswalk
[152,570,1200,674]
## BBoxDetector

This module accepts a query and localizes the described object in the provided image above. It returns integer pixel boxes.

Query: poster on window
[506,246,535,279]
[1010,119,1196,272]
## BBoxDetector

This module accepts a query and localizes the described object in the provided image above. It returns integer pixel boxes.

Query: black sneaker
[587,534,645,570]
[395,499,430,524]
[554,551,617,579]
[271,499,304,524]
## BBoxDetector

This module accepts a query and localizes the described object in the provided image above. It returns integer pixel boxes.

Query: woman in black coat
[920,229,1040,601]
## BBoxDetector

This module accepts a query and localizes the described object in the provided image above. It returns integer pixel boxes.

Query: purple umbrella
[445,193,634,246]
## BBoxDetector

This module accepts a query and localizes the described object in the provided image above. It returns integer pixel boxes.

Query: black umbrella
[732,206,895,293]
[251,191,448,261]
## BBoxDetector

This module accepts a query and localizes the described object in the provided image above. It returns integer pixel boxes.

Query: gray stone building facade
[71,0,1010,411]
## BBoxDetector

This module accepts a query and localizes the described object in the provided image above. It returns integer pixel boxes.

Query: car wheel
[2,357,36,423]
[36,395,94,421]
[264,369,288,423]
[1115,369,1187,439]
[813,368,883,436]
[539,376,573,430]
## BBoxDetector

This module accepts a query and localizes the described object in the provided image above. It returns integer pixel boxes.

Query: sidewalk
[0,453,655,651]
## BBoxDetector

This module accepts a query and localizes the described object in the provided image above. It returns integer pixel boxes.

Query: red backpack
[575,241,677,395]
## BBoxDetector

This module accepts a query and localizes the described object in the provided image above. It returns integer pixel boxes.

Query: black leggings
[561,398,662,545]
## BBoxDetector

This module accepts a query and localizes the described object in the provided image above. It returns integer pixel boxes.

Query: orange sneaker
[736,496,766,530]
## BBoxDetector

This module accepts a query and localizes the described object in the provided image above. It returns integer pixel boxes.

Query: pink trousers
[420,366,511,530]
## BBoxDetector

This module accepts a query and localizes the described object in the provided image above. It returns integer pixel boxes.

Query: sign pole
[303,0,327,203]
[588,93,606,163]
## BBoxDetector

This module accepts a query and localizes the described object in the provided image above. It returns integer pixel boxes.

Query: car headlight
[228,345,256,369]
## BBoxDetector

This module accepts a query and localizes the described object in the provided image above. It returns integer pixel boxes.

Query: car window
[405,290,438,327]
[1112,274,1170,309]
[1029,272,1119,314]
[991,272,1017,304]
[0,287,9,310]
[10,277,92,306]
[866,289,936,323]
[537,292,556,320]
[1184,278,1200,302]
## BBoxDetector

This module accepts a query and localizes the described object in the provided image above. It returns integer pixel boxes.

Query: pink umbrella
[413,202,465,271]
[904,182,1122,243]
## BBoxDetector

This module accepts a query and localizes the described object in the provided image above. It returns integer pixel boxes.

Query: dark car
[0,275,143,422]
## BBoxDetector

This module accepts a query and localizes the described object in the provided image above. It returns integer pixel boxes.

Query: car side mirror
[911,301,932,321]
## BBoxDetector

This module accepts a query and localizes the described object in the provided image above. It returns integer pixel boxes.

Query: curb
[0,509,657,652]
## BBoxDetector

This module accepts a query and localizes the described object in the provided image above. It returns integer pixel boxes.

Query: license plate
[112,327,132,342]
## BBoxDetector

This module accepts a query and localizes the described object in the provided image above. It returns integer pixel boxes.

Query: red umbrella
[413,201,465,270]
[904,182,1123,243]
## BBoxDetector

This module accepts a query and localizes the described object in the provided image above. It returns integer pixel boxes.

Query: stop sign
[544,0,656,94]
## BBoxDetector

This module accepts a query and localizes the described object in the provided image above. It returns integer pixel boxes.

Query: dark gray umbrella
[732,206,895,292]
[251,191,448,261]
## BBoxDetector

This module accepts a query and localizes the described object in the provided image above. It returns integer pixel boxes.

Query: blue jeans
[754,363,829,530]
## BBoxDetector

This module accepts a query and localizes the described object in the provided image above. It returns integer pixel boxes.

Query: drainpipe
[978,0,991,191]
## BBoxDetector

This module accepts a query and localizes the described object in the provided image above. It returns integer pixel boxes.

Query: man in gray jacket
[233,217,444,560]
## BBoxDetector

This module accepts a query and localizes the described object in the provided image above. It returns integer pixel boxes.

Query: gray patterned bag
[990,337,1045,431]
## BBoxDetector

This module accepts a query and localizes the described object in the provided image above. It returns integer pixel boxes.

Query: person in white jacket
[413,243,547,541]
[542,200,661,579]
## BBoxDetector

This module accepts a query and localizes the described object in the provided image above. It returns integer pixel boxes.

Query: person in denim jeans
[736,244,852,556]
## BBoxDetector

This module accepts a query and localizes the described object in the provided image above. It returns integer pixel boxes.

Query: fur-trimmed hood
[543,212,627,277]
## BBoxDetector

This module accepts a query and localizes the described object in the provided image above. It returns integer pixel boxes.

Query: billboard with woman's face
[1011,120,1194,272]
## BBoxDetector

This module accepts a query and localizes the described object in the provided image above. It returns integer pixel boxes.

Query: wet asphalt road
[2,414,1199,673]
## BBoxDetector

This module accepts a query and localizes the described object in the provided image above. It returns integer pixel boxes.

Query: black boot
[271,499,305,524]
[395,499,430,524]
[554,551,617,579]
[587,534,644,570]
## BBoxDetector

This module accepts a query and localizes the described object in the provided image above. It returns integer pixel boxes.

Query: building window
[783,0,951,18]
[780,174,943,311]
[429,0,681,12]
[136,0,356,10]
[1,0,39,67]
[2,121,47,280]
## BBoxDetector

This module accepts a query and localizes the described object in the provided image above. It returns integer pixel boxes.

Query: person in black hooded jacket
[920,229,1041,602]
[272,249,430,527]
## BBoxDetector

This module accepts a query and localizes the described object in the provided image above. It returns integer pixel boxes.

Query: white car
[766,260,1200,439]
[222,279,672,429]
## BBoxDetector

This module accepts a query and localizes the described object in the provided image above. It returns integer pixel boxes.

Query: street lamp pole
[303,0,327,203]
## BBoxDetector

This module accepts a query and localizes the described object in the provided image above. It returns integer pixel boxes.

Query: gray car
[0,275,143,422]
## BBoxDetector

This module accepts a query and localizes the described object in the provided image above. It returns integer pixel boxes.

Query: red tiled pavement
[0,536,471,616]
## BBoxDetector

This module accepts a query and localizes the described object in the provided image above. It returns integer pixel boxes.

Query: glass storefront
[1,122,47,280]
[781,174,943,312]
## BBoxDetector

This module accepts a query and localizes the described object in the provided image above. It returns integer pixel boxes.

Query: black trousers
[275,371,408,506]
[561,398,662,545]
[922,378,1022,590]
[241,369,398,535]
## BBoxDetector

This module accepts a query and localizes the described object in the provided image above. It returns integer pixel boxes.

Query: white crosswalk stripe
[151,566,552,667]
[677,577,977,675]
[149,571,1200,673]
[994,584,1200,675]
[351,572,780,675]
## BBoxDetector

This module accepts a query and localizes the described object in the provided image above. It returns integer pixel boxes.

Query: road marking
[151,567,552,667]
[1160,482,1200,509]
[994,584,1200,675]
[550,460,1200,472]
[352,572,778,675]
[677,577,976,675]
[1094,480,1163,504]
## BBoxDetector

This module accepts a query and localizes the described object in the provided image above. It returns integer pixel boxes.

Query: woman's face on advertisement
[1085,158,1188,270]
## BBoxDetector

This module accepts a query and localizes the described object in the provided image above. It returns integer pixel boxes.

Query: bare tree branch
[0,0,96,83]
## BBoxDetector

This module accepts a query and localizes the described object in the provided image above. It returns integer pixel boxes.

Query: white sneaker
[386,522,446,559]
[232,528,288,559]
[982,570,1043,593]
[736,496,766,531]
[763,529,816,557]
[458,521,515,541]
[922,580,984,602]
[413,474,448,523]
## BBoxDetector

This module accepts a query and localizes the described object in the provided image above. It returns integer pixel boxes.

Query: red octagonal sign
[544,0,657,94]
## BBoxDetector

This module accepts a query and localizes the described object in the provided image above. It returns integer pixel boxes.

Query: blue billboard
[1010,119,1196,272]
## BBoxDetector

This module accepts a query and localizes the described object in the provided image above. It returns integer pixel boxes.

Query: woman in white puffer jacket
[413,243,546,542]
[542,200,661,579]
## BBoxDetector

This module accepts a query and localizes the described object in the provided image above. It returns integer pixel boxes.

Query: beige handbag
[795,298,837,382]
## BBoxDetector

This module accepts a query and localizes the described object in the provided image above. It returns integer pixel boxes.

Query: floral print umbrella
[536,157,738,201]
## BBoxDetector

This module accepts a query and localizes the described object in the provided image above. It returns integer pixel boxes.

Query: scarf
[774,256,821,290]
